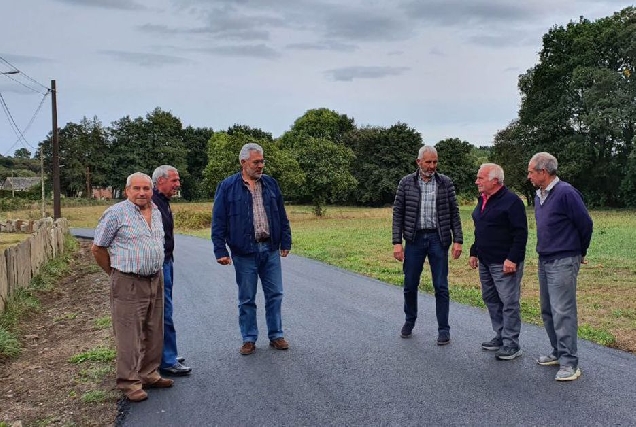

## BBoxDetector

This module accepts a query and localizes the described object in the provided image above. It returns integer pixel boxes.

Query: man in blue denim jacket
[212,143,292,355]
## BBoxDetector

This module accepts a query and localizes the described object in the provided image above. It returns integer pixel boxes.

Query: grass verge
[0,234,78,360]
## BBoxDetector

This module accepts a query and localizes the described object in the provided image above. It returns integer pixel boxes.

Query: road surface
[73,229,636,426]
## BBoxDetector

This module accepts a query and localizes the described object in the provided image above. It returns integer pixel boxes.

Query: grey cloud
[99,50,190,67]
[504,66,520,72]
[52,0,146,10]
[401,0,542,26]
[138,23,270,41]
[0,53,52,65]
[286,41,358,53]
[387,50,404,56]
[429,47,445,56]
[320,6,413,42]
[468,31,538,48]
[325,66,410,82]
[171,1,414,43]
[190,44,280,59]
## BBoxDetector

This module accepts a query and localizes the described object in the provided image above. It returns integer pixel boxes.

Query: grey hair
[239,143,264,162]
[418,145,437,159]
[479,163,505,184]
[530,152,558,175]
[126,172,153,188]
[152,165,178,185]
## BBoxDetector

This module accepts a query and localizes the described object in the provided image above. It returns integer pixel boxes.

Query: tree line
[4,6,635,210]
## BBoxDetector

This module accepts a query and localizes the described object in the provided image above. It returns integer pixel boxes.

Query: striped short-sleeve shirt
[93,200,165,276]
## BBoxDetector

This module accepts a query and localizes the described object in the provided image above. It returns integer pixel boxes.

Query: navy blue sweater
[470,186,528,265]
[534,181,593,261]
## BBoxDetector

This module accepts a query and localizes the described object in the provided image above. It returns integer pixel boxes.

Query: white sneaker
[537,353,559,366]
[555,366,582,381]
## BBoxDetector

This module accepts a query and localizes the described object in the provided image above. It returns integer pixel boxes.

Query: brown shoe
[144,377,174,389]
[269,337,289,350]
[126,389,148,402]
[240,342,256,355]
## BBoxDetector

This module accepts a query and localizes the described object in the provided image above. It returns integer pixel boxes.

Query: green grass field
[3,202,635,352]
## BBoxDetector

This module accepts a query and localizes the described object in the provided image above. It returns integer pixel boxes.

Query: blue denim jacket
[212,172,292,259]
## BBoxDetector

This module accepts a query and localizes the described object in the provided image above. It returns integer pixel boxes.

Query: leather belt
[256,236,271,243]
[116,269,160,280]
[418,228,437,233]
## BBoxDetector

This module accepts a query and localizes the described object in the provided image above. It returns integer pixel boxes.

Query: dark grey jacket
[392,171,463,248]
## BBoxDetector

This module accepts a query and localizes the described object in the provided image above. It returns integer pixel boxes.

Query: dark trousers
[403,231,450,334]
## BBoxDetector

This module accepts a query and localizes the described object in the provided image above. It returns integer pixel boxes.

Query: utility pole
[51,79,61,219]
[40,147,45,218]
[86,165,91,198]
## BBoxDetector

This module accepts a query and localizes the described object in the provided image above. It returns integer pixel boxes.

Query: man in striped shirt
[92,172,172,402]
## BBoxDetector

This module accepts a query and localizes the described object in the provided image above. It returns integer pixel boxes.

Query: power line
[0,91,38,154]
[1,72,46,95]
[0,55,50,92]
[2,90,50,156]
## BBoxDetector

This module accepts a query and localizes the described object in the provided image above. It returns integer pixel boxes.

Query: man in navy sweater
[527,152,593,381]
[469,163,527,361]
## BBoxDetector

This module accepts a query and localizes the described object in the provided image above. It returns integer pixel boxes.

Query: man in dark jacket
[392,145,463,345]
[528,152,593,381]
[152,165,192,376]
[469,163,527,361]
[212,143,292,356]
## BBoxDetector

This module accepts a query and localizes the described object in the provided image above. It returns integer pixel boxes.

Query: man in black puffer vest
[392,145,463,345]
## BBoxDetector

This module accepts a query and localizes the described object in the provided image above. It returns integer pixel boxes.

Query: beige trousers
[110,269,164,393]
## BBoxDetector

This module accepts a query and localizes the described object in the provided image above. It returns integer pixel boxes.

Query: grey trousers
[538,255,581,369]
[479,261,524,348]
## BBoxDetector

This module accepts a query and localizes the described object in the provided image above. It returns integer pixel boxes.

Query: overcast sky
[1,0,634,157]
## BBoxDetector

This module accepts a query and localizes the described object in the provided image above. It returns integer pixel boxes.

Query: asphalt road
[73,229,636,426]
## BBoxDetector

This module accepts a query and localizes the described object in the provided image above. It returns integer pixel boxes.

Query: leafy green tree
[108,108,187,194]
[491,120,535,204]
[181,126,214,200]
[13,148,31,159]
[344,123,422,206]
[280,108,355,148]
[203,129,302,197]
[292,137,357,216]
[515,7,636,206]
[435,138,478,198]
[39,117,109,197]
[620,150,636,207]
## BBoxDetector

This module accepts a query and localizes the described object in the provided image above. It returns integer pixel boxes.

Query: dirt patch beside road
[0,239,121,426]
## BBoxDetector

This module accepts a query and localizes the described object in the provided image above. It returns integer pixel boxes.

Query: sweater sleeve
[506,195,528,264]
[565,189,594,257]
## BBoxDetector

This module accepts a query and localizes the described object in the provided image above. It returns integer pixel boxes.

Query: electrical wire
[0,91,39,154]
[1,72,46,95]
[0,55,50,92]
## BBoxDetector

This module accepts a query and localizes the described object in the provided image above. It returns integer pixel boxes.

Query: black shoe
[400,322,414,338]
[481,337,503,351]
[160,361,192,376]
[437,334,450,346]
[176,356,185,363]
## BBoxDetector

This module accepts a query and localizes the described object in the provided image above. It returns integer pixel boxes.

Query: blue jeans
[161,260,179,369]
[403,230,450,335]
[479,262,524,348]
[538,255,581,368]
[232,242,284,342]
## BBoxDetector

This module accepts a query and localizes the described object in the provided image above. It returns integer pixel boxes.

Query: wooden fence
[0,218,69,314]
